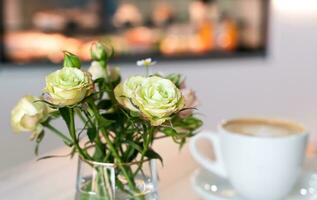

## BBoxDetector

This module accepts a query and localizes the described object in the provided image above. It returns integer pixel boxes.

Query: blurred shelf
[1,48,267,68]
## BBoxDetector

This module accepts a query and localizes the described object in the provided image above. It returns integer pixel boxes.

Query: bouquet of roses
[11,42,202,199]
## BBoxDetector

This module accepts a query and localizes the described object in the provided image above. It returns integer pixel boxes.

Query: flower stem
[76,109,86,124]
[88,100,140,197]
[145,65,149,77]
[68,108,91,160]
[134,126,153,177]
[44,122,73,146]
[77,109,104,157]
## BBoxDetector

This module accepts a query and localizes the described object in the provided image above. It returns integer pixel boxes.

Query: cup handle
[190,131,227,178]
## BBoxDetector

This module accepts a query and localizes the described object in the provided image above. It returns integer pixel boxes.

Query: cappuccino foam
[223,118,304,137]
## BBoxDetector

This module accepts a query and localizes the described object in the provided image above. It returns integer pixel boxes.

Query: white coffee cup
[190,118,308,200]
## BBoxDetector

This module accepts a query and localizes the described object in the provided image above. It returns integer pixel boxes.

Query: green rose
[115,76,184,126]
[114,76,145,111]
[11,96,48,136]
[44,67,94,106]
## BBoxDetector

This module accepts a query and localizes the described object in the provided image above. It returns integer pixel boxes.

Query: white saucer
[191,158,317,200]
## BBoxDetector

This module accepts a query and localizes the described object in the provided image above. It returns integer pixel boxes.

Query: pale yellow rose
[114,76,145,111]
[132,76,184,126]
[115,76,184,125]
[44,67,94,106]
[11,96,48,136]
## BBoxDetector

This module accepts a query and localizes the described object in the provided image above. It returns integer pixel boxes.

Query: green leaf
[93,77,105,84]
[98,116,114,128]
[34,131,45,156]
[126,141,143,153]
[70,147,76,158]
[87,127,97,143]
[109,45,115,58]
[165,73,182,87]
[36,131,45,143]
[172,116,203,131]
[59,107,72,130]
[36,153,71,161]
[178,137,187,150]
[129,111,140,118]
[97,99,112,110]
[33,99,58,108]
[183,117,203,130]
[145,148,163,165]
[92,145,104,162]
[101,113,117,121]
[162,127,178,136]
[111,76,121,88]
[124,146,138,162]
[63,51,81,68]
[98,60,107,68]
[48,111,60,118]
[183,116,202,124]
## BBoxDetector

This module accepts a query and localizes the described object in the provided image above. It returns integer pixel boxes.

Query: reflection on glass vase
[75,158,158,200]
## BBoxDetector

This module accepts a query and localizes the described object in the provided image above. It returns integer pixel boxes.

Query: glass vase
[75,158,158,200]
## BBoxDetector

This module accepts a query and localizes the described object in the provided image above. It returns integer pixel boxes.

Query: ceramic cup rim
[218,117,308,140]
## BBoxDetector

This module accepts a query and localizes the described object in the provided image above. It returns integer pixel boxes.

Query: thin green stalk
[145,66,149,77]
[83,110,95,128]
[68,108,91,160]
[101,62,115,101]
[99,128,146,200]
[44,123,73,146]
[78,109,105,159]
[134,127,154,177]
[88,100,141,198]
[76,109,86,124]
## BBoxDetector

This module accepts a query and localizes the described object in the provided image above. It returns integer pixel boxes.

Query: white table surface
[1,146,317,200]
[0,147,201,200]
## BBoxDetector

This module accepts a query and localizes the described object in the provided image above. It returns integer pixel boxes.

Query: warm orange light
[5,31,83,62]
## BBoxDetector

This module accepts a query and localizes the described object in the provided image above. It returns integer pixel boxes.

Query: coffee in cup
[190,118,308,200]
[223,118,304,137]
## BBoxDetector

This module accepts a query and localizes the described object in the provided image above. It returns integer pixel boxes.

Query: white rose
[88,61,107,80]
[11,96,48,135]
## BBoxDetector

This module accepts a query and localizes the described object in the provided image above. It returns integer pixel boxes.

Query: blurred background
[1,0,267,63]
[1,0,317,179]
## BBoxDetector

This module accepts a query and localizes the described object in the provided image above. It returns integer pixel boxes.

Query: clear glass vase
[75,158,158,200]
